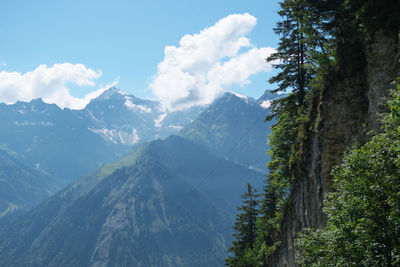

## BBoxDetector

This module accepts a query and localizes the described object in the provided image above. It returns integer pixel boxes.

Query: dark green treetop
[226,183,260,267]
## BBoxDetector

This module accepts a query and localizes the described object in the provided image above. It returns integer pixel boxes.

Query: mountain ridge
[0,149,61,224]
[180,90,278,171]
[0,134,264,266]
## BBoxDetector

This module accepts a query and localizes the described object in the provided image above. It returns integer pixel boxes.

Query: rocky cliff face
[269,30,400,266]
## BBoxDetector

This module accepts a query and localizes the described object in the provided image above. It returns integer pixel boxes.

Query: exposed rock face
[367,31,400,129]
[269,30,400,266]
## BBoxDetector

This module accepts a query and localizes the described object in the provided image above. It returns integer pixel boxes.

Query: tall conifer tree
[226,183,259,267]
[267,0,312,107]
[259,0,314,259]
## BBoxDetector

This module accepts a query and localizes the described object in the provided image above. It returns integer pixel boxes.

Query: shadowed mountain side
[146,135,264,214]
[71,135,264,215]
[180,92,275,173]
[0,157,229,266]
[0,149,60,224]
[0,99,128,184]
[0,135,264,266]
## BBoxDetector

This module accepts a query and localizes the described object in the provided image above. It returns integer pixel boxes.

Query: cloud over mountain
[150,13,275,111]
[0,63,116,109]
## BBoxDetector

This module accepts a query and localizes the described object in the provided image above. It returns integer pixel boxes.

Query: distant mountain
[0,88,204,183]
[0,87,276,183]
[256,89,287,109]
[0,149,60,224]
[0,135,263,266]
[84,87,205,145]
[0,98,128,183]
[143,135,264,213]
[180,91,279,172]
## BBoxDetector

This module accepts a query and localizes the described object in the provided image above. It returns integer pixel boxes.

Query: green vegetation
[0,135,263,266]
[0,149,60,223]
[226,184,260,266]
[227,0,400,265]
[267,0,313,106]
[257,0,316,262]
[297,80,400,266]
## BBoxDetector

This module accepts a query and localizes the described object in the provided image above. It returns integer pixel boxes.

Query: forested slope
[226,1,400,266]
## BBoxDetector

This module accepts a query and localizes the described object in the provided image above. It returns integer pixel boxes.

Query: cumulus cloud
[150,13,275,111]
[0,63,114,109]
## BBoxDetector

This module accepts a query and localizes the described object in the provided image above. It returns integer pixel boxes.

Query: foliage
[226,183,260,267]
[297,81,400,266]
[260,0,315,259]
[267,0,314,107]
[347,0,400,35]
[228,0,400,265]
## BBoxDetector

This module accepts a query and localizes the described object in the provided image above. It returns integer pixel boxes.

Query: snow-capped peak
[228,91,248,101]
[98,87,126,99]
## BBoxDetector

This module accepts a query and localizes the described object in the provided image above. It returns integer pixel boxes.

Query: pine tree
[260,177,278,246]
[264,0,313,199]
[267,0,313,107]
[225,183,260,267]
[259,0,314,260]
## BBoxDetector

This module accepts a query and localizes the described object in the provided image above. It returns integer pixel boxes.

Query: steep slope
[0,135,264,266]
[0,88,205,184]
[143,135,264,213]
[269,30,400,266]
[83,87,161,144]
[84,87,205,144]
[0,149,60,223]
[0,98,127,183]
[180,91,276,172]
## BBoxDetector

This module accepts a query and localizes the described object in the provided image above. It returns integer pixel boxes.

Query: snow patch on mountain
[89,127,140,145]
[99,87,126,100]
[14,121,54,127]
[228,91,249,102]
[86,110,100,122]
[154,113,167,128]
[169,125,183,131]
[260,100,272,109]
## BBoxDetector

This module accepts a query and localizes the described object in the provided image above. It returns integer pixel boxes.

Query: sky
[0,0,281,110]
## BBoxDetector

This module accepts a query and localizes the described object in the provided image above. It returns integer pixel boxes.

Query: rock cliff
[269,29,400,266]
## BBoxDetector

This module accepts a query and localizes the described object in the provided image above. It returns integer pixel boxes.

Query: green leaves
[297,84,400,266]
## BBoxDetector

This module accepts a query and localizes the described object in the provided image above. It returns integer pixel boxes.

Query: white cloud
[150,13,275,111]
[124,96,152,113]
[71,79,119,109]
[1,62,6,67]
[0,63,116,109]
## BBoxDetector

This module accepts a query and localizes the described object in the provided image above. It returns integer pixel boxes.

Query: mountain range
[0,87,279,266]
[181,91,275,172]
[0,88,207,184]
[0,135,265,266]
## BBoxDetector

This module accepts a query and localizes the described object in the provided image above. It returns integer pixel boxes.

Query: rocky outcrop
[269,29,400,266]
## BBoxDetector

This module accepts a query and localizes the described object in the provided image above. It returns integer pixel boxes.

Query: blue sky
[0,0,280,109]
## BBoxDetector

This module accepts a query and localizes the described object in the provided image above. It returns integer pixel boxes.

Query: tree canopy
[226,183,260,267]
[297,80,400,266]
